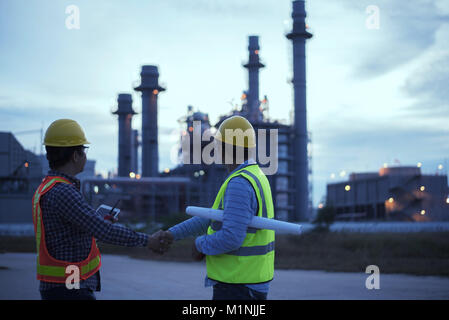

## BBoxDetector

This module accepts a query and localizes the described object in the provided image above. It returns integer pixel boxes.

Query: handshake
[147,230,174,254]
[146,229,206,261]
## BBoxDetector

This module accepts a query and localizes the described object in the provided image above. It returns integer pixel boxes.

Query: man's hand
[161,230,174,244]
[192,241,205,261]
[147,230,174,254]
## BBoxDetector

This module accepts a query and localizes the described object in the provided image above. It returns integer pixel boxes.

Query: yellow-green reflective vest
[206,164,275,284]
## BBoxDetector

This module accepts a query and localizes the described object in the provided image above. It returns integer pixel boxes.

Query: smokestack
[130,129,139,174]
[243,35,265,123]
[113,93,136,177]
[286,0,312,221]
[134,65,165,177]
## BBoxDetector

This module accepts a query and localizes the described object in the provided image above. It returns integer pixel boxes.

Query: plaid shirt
[38,170,149,292]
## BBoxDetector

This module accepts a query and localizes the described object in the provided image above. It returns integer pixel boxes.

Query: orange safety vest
[32,176,101,283]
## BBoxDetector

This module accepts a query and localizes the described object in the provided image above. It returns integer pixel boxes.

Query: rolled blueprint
[186,206,302,235]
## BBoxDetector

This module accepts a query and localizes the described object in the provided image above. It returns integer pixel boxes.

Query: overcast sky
[1,0,448,205]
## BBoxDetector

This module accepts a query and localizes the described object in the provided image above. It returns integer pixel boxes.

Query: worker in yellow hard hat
[162,115,276,300]
[33,119,171,300]
[214,115,257,167]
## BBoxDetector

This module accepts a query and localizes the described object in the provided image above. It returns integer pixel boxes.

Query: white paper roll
[186,206,302,235]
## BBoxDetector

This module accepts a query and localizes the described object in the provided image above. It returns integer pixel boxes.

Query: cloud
[335,0,449,79]
[313,117,449,169]
[401,53,449,119]
[399,22,449,120]
[165,0,280,17]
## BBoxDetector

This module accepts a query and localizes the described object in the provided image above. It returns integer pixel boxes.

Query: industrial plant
[0,0,448,226]
[84,0,314,223]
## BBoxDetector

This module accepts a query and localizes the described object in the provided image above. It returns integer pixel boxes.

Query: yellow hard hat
[43,119,90,147]
[215,115,256,148]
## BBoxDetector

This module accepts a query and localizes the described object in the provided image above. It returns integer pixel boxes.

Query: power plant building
[0,132,44,223]
[326,166,449,221]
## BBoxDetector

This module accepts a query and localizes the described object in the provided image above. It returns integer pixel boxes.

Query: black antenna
[109,199,121,218]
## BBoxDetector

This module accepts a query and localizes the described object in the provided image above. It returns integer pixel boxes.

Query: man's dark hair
[45,146,84,170]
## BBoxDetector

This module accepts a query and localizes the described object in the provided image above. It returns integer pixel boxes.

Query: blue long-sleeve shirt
[168,161,271,293]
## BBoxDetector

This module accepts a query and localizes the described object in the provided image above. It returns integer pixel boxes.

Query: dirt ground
[1,253,448,300]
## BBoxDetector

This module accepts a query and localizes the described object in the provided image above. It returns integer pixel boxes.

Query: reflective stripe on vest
[206,164,275,284]
[32,176,101,283]
[36,255,101,277]
[227,241,275,256]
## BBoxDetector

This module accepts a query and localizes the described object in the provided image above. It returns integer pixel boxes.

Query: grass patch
[2,232,449,277]
[274,232,449,276]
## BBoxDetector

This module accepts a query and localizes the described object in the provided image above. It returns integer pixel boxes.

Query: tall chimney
[286,0,312,221]
[113,94,136,177]
[130,129,139,174]
[243,35,265,123]
[134,65,165,177]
